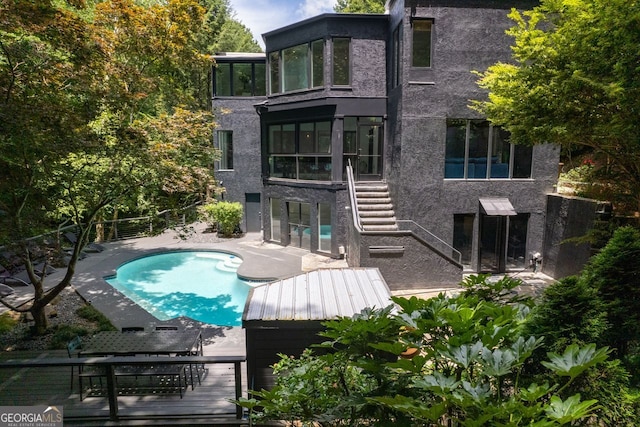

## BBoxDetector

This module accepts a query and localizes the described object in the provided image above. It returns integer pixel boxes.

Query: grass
[48,304,117,350]
[0,312,18,333]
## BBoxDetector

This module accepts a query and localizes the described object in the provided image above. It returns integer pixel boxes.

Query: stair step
[355,184,388,192]
[363,224,399,231]
[361,217,397,225]
[358,203,394,211]
[359,210,395,218]
[357,198,392,204]
[356,192,390,198]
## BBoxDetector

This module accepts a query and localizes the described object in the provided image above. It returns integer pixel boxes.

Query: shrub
[199,201,243,237]
[0,312,17,333]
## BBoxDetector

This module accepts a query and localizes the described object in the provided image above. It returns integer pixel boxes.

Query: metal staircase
[354,182,398,231]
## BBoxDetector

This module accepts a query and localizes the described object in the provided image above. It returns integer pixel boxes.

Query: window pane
[508,214,528,268]
[317,121,331,153]
[215,63,231,96]
[311,39,324,88]
[270,198,281,242]
[255,63,266,95]
[513,145,533,178]
[218,131,233,169]
[343,117,358,154]
[283,43,309,92]
[299,122,315,153]
[318,203,331,252]
[393,26,401,87]
[490,127,511,178]
[454,214,474,266]
[412,20,432,67]
[233,63,252,96]
[270,156,296,178]
[332,38,350,86]
[269,51,280,94]
[468,120,490,178]
[445,119,467,178]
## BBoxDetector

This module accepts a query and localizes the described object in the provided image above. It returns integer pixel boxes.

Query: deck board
[0,350,249,424]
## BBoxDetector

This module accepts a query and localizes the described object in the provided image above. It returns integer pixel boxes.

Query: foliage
[0,0,222,334]
[76,304,117,332]
[0,312,17,333]
[334,0,386,13]
[199,201,243,237]
[242,278,613,425]
[580,226,640,361]
[474,0,640,214]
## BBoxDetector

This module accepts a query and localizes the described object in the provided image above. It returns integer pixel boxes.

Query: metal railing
[0,355,245,422]
[396,220,462,265]
[346,161,363,231]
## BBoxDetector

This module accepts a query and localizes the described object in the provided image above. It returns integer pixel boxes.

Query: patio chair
[67,336,105,400]
[64,232,106,253]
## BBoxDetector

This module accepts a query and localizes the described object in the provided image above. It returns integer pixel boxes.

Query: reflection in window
[318,203,331,252]
[214,62,266,97]
[454,214,474,266]
[412,19,432,67]
[270,198,281,242]
[269,39,325,94]
[332,38,351,86]
[444,119,533,179]
[268,121,332,181]
[217,131,233,170]
[508,214,529,269]
[288,202,311,250]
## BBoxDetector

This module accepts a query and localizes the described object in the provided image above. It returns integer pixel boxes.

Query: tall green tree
[0,0,216,334]
[334,0,386,13]
[474,0,640,214]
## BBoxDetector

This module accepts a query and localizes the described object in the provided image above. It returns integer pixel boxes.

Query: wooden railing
[0,355,246,423]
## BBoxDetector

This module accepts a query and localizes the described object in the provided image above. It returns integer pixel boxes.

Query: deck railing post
[105,364,119,421]
[234,361,242,419]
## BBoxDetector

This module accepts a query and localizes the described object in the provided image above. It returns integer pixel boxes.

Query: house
[212,0,560,288]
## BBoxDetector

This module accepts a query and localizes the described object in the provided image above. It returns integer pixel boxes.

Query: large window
[269,39,324,94]
[214,62,265,96]
[453,214,474,267]
[412,19,432,67]
[270,198,281,242]
[268,121,332,181]
[217,130,233,170]
[445,119,533,179]
[332,37,351,86]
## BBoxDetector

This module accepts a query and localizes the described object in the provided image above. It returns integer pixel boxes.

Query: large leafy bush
[199,201,243,237]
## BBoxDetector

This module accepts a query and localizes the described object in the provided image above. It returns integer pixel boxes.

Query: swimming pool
[105,251,254,326]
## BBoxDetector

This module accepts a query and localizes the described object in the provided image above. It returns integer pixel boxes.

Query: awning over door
[479,198,517,216]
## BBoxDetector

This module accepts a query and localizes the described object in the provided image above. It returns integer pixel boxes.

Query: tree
[0,0,216,334]
[334,0,386,13]
[474,0,640,214]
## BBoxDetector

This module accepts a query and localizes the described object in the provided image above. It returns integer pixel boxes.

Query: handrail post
[234,361,242,419]
[105,364,119,421]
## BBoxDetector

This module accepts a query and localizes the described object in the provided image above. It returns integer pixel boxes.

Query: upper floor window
[269,40,325,95]
[214,62,265,97]
[445,119,532,179]
[412,19,432,68]
[217,130,233,170]
[332,37,351,86]
[268,121,332,181]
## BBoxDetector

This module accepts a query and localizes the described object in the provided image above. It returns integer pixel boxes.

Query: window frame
[444,119,533,180]
[216,130,233,170]
[411,18,433,68]
[213,61,266,97]
[331,37,351,87]
[269,39,325,95]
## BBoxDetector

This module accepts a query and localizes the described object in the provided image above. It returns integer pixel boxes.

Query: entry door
[288,202,311,250]
[245,193,261,233]
[480,215,507,273]
[480,214,529,272]
[356,123,383,181]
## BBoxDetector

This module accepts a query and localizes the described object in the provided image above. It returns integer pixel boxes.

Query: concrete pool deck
[1,223,554,356]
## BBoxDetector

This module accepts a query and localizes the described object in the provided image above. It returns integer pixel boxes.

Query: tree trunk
[31,305,48,335]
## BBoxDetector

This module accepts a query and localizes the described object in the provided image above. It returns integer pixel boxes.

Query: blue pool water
[106,251,253,326]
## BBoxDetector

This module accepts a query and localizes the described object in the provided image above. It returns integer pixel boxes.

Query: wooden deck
[0,350,251,425]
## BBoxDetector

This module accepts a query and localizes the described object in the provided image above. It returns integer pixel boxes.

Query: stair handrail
[346,160,364,231]
[396,219,462,265]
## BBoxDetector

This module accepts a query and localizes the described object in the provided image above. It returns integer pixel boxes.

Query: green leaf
[370,395,447,422]
[541,344,609,379]
[413,371,460,394]
[544,394,599,424]
[480,347,517,377]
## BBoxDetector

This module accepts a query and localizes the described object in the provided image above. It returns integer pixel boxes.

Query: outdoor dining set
[68,328,204,400]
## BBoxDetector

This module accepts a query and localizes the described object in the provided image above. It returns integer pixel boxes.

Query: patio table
[80,330,202,357]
